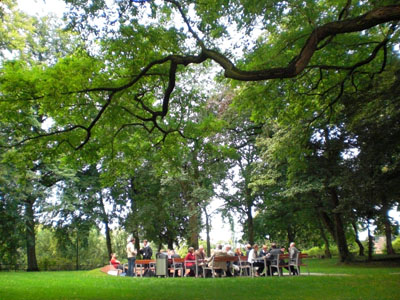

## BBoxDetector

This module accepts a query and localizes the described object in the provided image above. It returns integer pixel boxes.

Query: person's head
[143,239,148,246]
[262,245,267,251]
[253,244,259,250]
[169,249,175,255]
[131,238,135,243]
[246,244,252,250]
[280,247,286,252]
[235,248,242,255]
[217,244,223,250]
[290,242,296,248]
[198,245,204,252]
[271,243,277,249]
[225,244,231,251]
[111,253,117,259]
[188,247,194,253]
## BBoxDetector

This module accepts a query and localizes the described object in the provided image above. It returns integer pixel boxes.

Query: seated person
[110,253,124,272]
[289,242,300,275]
[184,247,196,277]
[268,243,287,275]
[233,247,243,275]
[206,244,232,277]
[260,245,269,257]
[248,244,264,276]
[195,245,206,276]
[169,249,182,277]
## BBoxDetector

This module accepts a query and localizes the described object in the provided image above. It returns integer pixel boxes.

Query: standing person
[139,239,153,275]
[289,242,300,275]
[139,239,153,259]
[126,237,137,277]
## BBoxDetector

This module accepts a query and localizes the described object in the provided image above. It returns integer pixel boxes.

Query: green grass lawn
[1,258,399,300]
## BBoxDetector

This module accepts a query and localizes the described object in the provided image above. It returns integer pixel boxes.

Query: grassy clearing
[1,258,399,300]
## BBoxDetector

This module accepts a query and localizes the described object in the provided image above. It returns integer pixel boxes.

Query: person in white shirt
[247,244,265,276]
[126,238,137,277]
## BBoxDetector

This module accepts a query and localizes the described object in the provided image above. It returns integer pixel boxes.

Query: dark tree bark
[367,220,374,261]
[75,233,79,270]
[202,206,211,257]
[246,206,254,245]
[104,221,113,258]
[188,204,199,249]
[319,210,336,243]
[352,222,365,257]
[317,216,332,259]
[100,193,113,258]
[381,200,395,255]
[329,188,350,262]
[25,197,39,272]
[167,237,174,250]
[287,225,296,247]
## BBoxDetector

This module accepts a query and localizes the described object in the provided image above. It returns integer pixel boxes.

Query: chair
[184,259,197,277]
[202,256,217,278]
[170,258,184,277]
[269,253,289,277]
[288,252,309,275]
[238,256,251,276]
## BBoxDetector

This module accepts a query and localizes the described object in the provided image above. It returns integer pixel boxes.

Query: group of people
[110,238,154,277]
[110,238,300,277]
[182,242,300,277]
[247,242,300,276]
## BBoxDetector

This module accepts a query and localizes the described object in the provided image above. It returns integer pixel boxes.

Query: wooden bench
[135,259,156,277]
[202,256,239,278]
[266,253,309,276]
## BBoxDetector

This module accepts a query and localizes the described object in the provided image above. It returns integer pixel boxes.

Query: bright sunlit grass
[1,258,399,300]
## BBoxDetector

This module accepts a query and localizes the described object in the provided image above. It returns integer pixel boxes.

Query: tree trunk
[167,236,174,250]
[100,193,113,257]
[381,201,395,255]
[76,233,79,270]
[202,206,211,257]
[318,210,336,242]
[25,197,39,272]
[352,222,365,256]
[104,221,113,258]
[367,220,374,261]
[287,225,296,247]
[329,188,350,262]
[246,208,254,245]
[188,197,199,249]
[317,216,332,258]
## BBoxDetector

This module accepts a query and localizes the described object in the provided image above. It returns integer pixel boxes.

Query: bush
[303,246,338,258]
[392,236,400,253]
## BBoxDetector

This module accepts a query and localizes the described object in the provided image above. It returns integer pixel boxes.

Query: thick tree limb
[203,5,400,81]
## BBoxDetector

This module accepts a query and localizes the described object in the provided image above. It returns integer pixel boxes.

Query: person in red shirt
[184,247,196,276]
[110,253,124,271]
